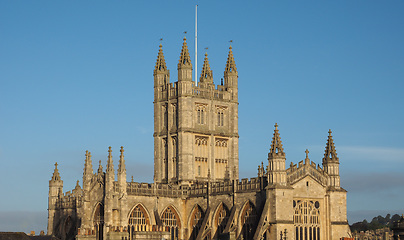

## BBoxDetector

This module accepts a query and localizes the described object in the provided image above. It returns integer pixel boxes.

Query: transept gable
[287,150,328,187]
[292,175,327,199]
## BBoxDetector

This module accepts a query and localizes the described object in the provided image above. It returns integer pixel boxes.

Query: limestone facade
[47,38,351,240]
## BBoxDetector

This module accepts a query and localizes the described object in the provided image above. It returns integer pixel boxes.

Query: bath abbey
[47,38,351,240]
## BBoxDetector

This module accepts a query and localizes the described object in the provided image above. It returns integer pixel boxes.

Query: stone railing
[58,195,83,209]
[236,177,262,192]
[192,86,230,101]
[127,177,266,198]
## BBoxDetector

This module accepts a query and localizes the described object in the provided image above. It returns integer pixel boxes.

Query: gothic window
[214,139,228,179]
[196,104,207,125]
[172,137,177,179]
[162,104,168,128]
[195,136,208,178]
[161,206,181,240]
[240,201,257,240]
[190,205,204,240]
[172,104,177,127]
[214,203,230,237]
[128,204,150,234]
[217,109,224,127]
[93,203,104,240]
[163,138,168,180]
[294,200,320,240]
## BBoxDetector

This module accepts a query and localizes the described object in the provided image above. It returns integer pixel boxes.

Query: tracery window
[93,203,104,240]
[240,202,257,240]
[195,136,208,178]
[190,205,204,240]
[162,104,168,128]
[129,205,149,228]
[294,200,320,240]
[214,203,230,237]
[196,105,207,125]
[172,103,177,127]
[217,109,224,127]
[214,139,228,179]
[161,206,180,240]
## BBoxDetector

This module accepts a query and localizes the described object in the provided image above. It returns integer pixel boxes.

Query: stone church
[47,38,352,240]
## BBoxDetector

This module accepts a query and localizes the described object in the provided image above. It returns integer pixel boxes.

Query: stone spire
[267,123,287,186]
[268,123,285,159]
[224,46,237,76]
[118,146,126,174]
[177,37,193,83]
[51,162,61,182]
[83,150,93,176]
[322,130,341,188]
[199,53,213,83]
[106,146,114,174]
[224,45,238,100]
[322,130,339,164]
[154,44,168,74]
[178,37,192,69]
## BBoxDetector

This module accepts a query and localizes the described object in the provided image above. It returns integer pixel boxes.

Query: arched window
[294,200,320,240]
[129,205,150,231]
[240,202,257,240]
[161,206,180,240]
[93,203,104,240]
[214,203,230,237]
[189,205,204,240]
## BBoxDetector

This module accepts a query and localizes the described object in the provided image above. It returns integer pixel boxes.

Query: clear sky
[1,0,403,233]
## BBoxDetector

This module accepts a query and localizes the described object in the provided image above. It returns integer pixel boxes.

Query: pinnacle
[199,52,213,83]
[178,37,192,69]
[154,44,167,74]
[119,146,126,173]
[107,146,114,172]
[84,149,93,176]
[322,129,339,164]
[224,46,237,74]
[97,160,103,174]
[268,123,285,158]
[51,162,61,181]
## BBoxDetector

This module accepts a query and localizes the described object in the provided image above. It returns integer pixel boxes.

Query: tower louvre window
[196,105,207,125]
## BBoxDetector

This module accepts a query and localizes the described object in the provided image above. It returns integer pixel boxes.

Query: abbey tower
[153,38,239,184]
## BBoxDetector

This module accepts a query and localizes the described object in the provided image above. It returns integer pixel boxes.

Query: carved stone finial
[51,162,61,181]
[131,176,134,182]
[305,149,309,159]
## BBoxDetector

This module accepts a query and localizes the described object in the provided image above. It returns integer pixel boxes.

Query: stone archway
[239,201,258,240]
[161,206,181,240]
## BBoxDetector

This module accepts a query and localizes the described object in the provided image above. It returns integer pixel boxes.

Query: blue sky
[1,0,403,233]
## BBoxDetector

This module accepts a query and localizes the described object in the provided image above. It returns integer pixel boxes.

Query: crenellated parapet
[287,158,328,186]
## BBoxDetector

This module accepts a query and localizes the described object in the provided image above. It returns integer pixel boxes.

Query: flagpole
[195,5,198,86]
